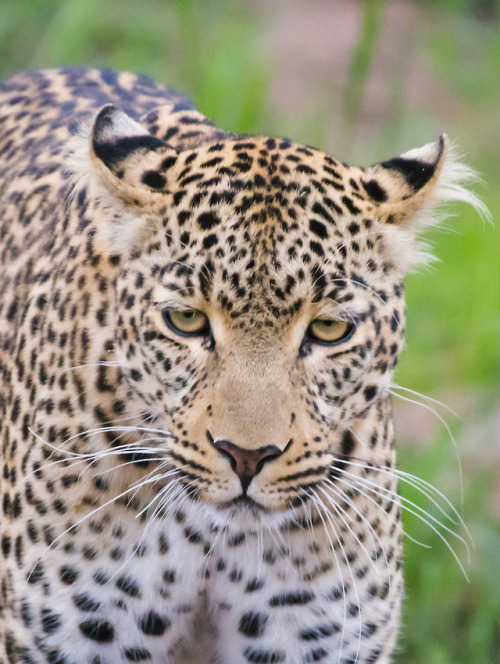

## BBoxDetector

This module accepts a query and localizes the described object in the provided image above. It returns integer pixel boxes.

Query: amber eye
[162,309,210,337]
[308,318,355,345]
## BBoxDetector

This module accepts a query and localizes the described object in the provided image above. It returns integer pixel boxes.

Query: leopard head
[69,104,479,523]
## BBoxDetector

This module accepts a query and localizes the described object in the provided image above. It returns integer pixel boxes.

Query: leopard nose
[212,439,283,492]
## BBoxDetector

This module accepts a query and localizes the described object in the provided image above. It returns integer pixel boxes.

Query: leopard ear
[362,135,450,223]
[361,135,488,268]
[88,104,178,205]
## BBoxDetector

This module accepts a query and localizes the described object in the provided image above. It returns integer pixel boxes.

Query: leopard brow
[153,294,203,311]
[313,298,368,322]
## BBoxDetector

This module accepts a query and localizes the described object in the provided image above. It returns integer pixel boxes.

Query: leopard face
[74,105,446,521]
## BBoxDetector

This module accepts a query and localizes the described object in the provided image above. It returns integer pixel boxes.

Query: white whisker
[326,474,429,550]
[308,487,362,664]
[317,482,385,576]
[387,388,464,504]
[334,468,470,579]
[334,454,469,534]
[390,382,459,418]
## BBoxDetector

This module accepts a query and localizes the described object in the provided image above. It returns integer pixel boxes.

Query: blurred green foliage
[0,0,268,134]
[1,0,499,661]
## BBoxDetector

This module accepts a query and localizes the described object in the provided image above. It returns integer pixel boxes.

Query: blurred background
[1,0,499,661]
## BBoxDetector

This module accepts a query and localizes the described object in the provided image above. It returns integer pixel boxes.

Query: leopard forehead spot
[0,67,480,664]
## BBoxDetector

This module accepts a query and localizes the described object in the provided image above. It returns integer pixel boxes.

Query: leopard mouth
[218,495,268,513]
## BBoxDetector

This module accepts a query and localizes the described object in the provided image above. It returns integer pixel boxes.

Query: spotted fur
[0,67,483,664]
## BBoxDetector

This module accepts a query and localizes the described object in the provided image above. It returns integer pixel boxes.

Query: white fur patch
[65,125,152,255]
[388,142,490,271]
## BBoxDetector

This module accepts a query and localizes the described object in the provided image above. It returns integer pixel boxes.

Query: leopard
[0,67,483,664]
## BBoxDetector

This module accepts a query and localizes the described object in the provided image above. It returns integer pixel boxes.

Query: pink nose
[212,439,283,492]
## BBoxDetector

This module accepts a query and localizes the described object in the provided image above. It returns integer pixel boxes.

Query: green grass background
[1,1,499,661]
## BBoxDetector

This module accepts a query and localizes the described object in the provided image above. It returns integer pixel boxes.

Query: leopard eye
[162,309,210,337]
[308,318,355,345]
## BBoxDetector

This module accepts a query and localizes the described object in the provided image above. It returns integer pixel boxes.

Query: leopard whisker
[65,360,124,372]
[305,489,348,663]
[164,486,199,534]
[317,482,386,576]
[94,455,172,479]
[43,455,170,505]
[28,427,174,459]
[138,480,184,536]
[333,454,466,531]
[335,466,466,547]
[106,476,186,584]
[134,465,187,519]
[307,487,361,664]
[30,425,173,460]
[324,475,429,551]
[387,387,464,505]
[334,469,470,578]
[390,382,459,417]
[27,469,180,581]
[35,442,171,468]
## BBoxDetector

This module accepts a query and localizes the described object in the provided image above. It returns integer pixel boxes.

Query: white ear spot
[93,105,148,142]
[399,135,446,164]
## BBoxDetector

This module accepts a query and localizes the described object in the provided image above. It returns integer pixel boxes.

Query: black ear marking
[380,134,446,192]
[91,104,169,175]
[379,157,436,191]
[93,135,169,172]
